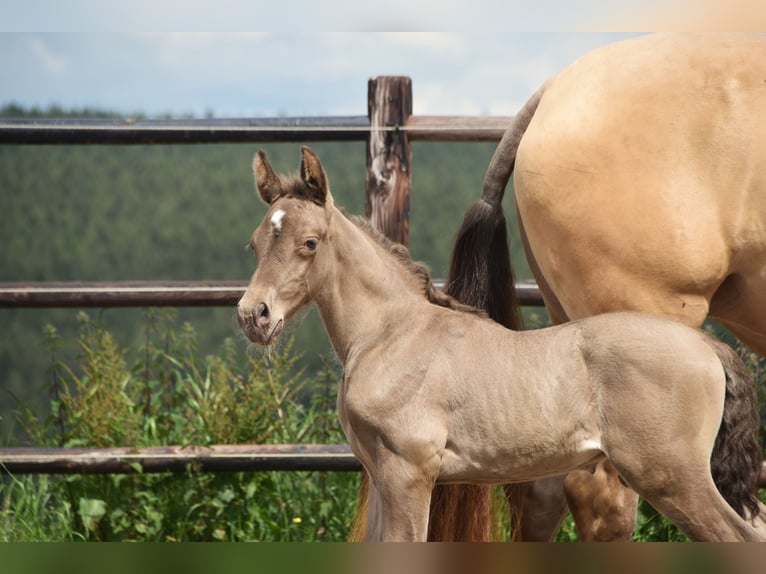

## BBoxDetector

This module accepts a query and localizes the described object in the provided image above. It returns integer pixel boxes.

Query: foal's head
[237,146,334,345]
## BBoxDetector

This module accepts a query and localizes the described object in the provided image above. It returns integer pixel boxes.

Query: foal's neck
[314,210,427,364]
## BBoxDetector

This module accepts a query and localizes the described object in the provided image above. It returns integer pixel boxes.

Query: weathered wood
[366,76,413,246]
[0,280,546,308]
[0,116,372,144]
[404,115,515,141]
[0,115,514,145]
[0,281,246,307]
[0,444,361,474]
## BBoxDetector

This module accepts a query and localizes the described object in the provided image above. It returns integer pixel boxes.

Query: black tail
[445,199,522,329]
[708,339,762,520]
[444,81,547,328]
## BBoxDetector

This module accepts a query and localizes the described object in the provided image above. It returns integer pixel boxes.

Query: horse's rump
[514,33,766,328]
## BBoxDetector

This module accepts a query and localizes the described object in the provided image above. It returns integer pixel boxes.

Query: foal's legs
[508,469,638,541]
[630,468,764,542]
[365,454,438,542]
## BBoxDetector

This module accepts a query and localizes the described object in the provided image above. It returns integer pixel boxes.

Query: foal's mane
[349,215,484,317]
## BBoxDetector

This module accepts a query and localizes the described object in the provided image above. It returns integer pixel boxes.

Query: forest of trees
[0,105,535,444]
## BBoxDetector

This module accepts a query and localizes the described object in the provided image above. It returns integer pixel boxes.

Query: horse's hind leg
[506,467,638,542]
[564,460,639,541]
[505,476,569,541]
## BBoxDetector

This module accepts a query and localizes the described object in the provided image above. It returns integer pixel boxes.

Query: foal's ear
[253,150,282,205]
[300,146,329,205]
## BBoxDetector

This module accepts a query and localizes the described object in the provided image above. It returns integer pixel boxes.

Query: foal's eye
[303,238,318,251]
[245,239,261,262]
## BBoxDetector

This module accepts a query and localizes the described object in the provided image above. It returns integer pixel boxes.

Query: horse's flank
[515,33,766,333]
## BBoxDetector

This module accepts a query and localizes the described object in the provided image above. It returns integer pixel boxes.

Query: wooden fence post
[366,76,412,247]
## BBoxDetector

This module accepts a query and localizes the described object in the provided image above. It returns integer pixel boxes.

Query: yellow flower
[292,517,302,524]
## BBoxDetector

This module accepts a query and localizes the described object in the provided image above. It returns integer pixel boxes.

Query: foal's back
[422,310,727,482]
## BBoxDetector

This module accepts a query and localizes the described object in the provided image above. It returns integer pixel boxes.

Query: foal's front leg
[366,452,438,542]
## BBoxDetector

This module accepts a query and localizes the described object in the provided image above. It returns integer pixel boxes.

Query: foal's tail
[708,339,762,521]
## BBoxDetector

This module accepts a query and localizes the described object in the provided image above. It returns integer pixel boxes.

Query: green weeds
[1,310,358,541]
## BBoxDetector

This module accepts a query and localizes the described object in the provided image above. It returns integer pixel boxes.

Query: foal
[237,147,763,542]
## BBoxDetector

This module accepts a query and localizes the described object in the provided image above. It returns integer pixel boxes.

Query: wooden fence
[0,76,543,475]
[4,76,766,490]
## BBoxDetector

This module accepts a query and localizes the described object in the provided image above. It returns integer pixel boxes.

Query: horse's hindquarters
[515,34,766,330]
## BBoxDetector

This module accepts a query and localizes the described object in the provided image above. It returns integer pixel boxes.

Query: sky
[0,32,645,118]
[0,0,761,119]
[0,0,650,119]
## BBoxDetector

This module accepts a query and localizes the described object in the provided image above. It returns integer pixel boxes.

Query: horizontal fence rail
[0,444,361,475]
[4,445,766,488]
[0,280,544,308]
[0,115,514,144]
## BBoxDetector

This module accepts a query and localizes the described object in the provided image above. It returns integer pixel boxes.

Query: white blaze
[271,209,286,232]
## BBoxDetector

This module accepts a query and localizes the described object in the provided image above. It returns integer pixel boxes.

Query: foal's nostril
[256,302,270,327]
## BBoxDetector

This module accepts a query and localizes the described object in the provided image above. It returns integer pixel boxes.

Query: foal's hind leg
[636,472,764,542]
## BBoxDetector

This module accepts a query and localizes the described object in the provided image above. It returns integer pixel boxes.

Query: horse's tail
[348,476,369,541]
[481,81,548,206]
[708,338,762,521]
[346,84,548,542]
[414,85,549,543]
[445,81,547,329]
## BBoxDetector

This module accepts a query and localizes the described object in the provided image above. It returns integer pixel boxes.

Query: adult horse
[450,33,766,540]
[238,146,763,541]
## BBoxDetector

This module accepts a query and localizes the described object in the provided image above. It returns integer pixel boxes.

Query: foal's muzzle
[237,302,284,345]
